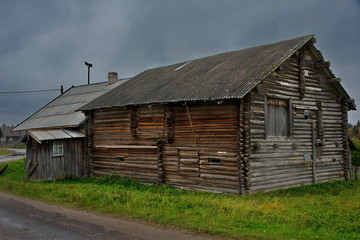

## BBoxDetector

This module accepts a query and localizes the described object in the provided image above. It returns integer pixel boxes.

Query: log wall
[91,106,162,183]
[89,45,350,194]
[91,103,240,193]
[248,48,347,192]
[163,103,240,193]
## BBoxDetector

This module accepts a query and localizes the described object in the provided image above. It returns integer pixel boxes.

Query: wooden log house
[13,75,127,180]
[0,123,25,146]
[80,35,356,193]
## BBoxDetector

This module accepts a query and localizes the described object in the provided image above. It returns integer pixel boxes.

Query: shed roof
[79,35,355,111]
[14,80,128,131]
[28,129,85,144]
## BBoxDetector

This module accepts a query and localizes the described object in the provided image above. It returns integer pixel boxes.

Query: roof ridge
[141,34,315,72]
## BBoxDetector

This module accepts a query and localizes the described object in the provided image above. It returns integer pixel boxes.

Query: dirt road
[0,149,26,163]
[0,192,216,240]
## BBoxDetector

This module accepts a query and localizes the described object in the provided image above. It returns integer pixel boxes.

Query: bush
[351,151,360,166]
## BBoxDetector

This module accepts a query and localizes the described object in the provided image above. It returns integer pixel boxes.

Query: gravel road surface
[0,192,215,240]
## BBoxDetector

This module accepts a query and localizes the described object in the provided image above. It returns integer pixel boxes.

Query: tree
[355,127,360,139]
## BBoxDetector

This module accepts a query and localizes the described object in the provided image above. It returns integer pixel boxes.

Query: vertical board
[26,138,84,180]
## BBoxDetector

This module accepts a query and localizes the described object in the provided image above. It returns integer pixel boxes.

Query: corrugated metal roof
[29,129,85,143]
[79,35,355,111]
[79,35,315,110]
[14,79,128,131]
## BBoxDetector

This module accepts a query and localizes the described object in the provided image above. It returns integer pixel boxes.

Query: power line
[0,89,60,95]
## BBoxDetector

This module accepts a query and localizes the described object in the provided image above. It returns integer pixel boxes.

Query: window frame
[53,141,64,157]
[264,95,293,139]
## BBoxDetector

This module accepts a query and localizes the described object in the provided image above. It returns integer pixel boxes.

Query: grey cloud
[1,0,360,124]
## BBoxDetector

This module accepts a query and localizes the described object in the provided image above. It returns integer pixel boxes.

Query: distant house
[13,73,127,180]
[0,123,25,146]
[79,35,356,193]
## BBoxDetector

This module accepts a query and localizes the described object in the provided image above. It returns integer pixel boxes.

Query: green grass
[0,144,26,149]
[351,137,360,150]
[351,137,360,166]
[1,159,359,240]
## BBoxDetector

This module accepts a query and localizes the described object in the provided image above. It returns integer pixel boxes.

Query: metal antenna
[85,61,93,85]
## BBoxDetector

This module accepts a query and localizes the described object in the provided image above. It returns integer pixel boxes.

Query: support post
[236,100,244,194]
[87,111,94,177]
[342,100,350,180]
[312,120,317,184]
[299,48,305,99]
[156,139,165,185]
[240,96,251,193]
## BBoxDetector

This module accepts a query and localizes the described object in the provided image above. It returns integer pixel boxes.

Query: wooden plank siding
[248,49,346,192]
[25,138,83,180]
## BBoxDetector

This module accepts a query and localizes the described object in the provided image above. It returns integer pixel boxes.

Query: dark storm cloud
[1,0,360,125]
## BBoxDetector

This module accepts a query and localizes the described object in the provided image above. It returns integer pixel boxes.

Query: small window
[265,97,292,138]
[53,141,64,156]
[208,158,221,164]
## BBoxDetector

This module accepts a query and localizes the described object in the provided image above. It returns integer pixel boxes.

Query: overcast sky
[1,0,360,125]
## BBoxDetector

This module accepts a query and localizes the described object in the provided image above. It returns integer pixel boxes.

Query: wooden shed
[14,77,127,180]
[80,35,356,193]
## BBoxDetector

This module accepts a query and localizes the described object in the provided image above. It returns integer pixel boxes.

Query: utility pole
[85,61,93,85]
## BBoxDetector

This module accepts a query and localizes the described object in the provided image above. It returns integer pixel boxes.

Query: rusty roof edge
[14,124,80,132]
[79,96,255,111]
[28,131,42,144]
[27,129,85,143]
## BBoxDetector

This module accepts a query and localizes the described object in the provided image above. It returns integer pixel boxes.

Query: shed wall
[25,138,83,180]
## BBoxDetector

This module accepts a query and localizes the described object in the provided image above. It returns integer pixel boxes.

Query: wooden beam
[289,98,293,139]
[299,48,305,99]
[346,98,355,104]
[312,121,317,184]
[264,95,268,139]
[315,61,331,69]
[310,37,316,44]
[130,107,138,137]
[327,78,341,83]
[95,145,157,149]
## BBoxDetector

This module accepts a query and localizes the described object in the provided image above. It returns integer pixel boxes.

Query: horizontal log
[315,61,331,69]
[327,78,341,83]
[251,178,312,192]
[95,145,157,149]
